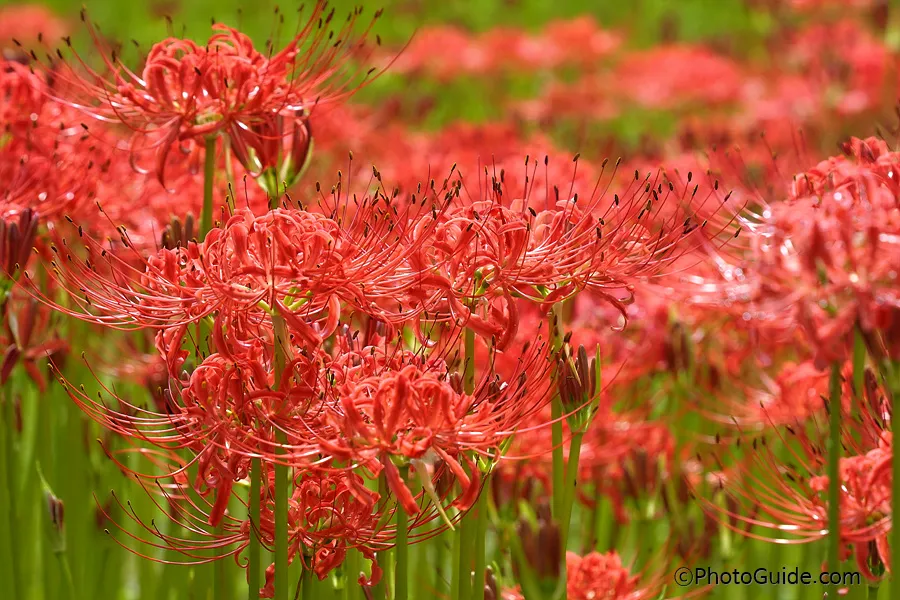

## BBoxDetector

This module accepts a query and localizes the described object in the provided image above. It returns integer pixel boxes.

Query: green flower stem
[273,313,291,600]
[891,363,900,597]
[549,303,566,600]
[550,302,565,522]
[372,473,391,600]
[472,488,488,600]
[249,456,262,600]
[827,361,842,598]
[455,327,478,600]
[559,431,584,552]
[464,328,476,394]
[1,381,20,600]
[457,510,474,600]
[200,135,217,239]
[433,527,447,596]
[450,522,462,600]
[274,440,290,600]
[57,552,76,600]
[215,519,231,600]
[343,548,360,600]
[266,170,282,210]
[395,488,409,600]
[852,328,866,399]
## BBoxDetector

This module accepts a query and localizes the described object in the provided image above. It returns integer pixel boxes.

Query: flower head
[53,3,382,186]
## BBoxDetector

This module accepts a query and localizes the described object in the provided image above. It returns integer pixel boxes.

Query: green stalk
[549,303,566,600]
[550,398,564,521]
[267,171,282,210]
[433,527,447,596]
[464,328,476,394]
[371,474,391,600]
[457,511,474,600]
[559,432,584,551]
[249,457,262,600]
[550,303,565,521]
[892,368,900,598]
[827,361,842,598]
[216,520,231,600]
[1,383,20,600]
[273,313,291,600]
[450,523,462,600]
[200,135,217,239]
[395,494,409,600]
[852,328,866,399]
[56,551,76,600]
[472,489,488,600]
[274,439,290,600]
[454,327,477,600]
[343,548,360,600]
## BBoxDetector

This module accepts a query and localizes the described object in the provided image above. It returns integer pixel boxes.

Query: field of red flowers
[2,1,900,599]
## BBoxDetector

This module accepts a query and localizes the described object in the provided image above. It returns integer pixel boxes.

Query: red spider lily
[677,136,900,367]
[699,365,892,580]
[1,61,111,224]
[405,158,736,348]
[380,16,620,81]
[564,552,641,600]
[504,550,672,600]
[51,2,382,187]
[612,45,745,111]
[0,5,67,54]
[229,109,312,195]
[92,149,207,251]
[783,19,890,118]
[696,360,831,428]
[57,343,324,524]
[1,292,67,390]
[57,315,553,533]
[315,339,554,516]
[518,43,743,126]
[98,453,429,596]
[0,207,38,280]
[1,60,44,131]
[26,168,460,333]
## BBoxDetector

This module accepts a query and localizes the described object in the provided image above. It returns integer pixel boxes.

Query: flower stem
[0,382,20,600]
[273,313,290,600]
[216,520,231,600]
[274,444,289,600]
[343,548,360,600]
[852,328,866,399]
[549,303,567,600]
[56,552,76,600]
[450,522,462,600]
[371,474,391,600]
[826,360,842,597]
[200,135,217,240]
[892,364,900,597]
[456,327,477,600]
[457,510,474,600]
[464,328,476,394]
[395,483,409,600]
[550,303,565,523]
[433,527,447,596]
[559,431,584,551]
[472,488,488,600]
[248,457,262,600]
